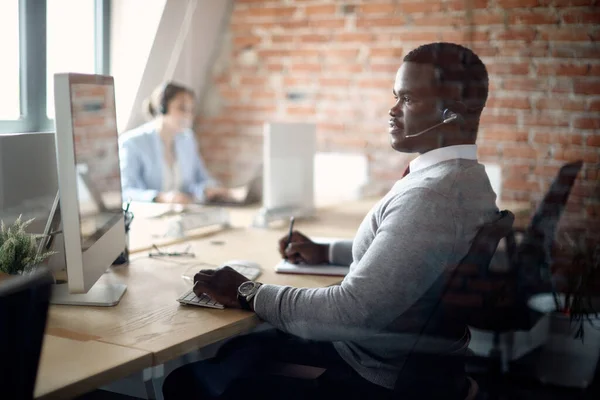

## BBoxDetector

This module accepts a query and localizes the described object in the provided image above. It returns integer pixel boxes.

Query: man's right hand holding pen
[278,228,330,265]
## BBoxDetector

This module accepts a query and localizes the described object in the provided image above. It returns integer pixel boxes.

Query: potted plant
[0,215,56,277]
[527,232,600,388]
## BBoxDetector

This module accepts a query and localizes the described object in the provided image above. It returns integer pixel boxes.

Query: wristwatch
[237,281,262,311]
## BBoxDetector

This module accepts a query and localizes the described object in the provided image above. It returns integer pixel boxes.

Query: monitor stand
[50,281,127,307]
[41,191,127,306]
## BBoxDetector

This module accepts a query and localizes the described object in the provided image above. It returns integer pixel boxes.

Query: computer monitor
[0,132,58,233]
[254,122,316,227]
[0,132,66,272]
[52,73,127,306]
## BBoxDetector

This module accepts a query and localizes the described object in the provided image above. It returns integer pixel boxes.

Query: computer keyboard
[177,264,261,309]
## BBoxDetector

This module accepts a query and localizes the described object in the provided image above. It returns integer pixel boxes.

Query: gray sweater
[254,159,498,389]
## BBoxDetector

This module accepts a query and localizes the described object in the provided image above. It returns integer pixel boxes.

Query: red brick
[271,34,295,44]
[265,62,284,72]
[279,20,309,29]
[511,12,559,25]
[299,34,330,43]
[233,35,261,49]
[257,49,290,58]
[244,6,296,18]
[290,63,322,73]
[305,4,337,16]
[589,99,600,112]
[439,30,490,43]
[573,117,600,130]
[502,78,546,92]
[574,79,600,95]
[370,63,400,74]
[534,164,562,178]
[562,10,600,24]
[504,164,534,178]
[501,42,550,57]
[477,144,501,158]
[357,78,391,89]
[504,179,541,192]
[481,129,529,142]
[239,76,268,86]
[539,28,593,42]
[308,18,345,29]
[480,114,519,125]
[540,0,596,6]
[284,77,315,87]
[399,2,444,13]
[380,31,440,42]
[290,49,321,59]
[524,114,570,128]
[358,3,397,14]
[493,28,538,41]
[472,12,507,25]
[555,148,600,163]
[370,48,404,58]
[536,63,591,76]
[535,98,587,111]
[446,0,488,11]
[487,62,530,76]
[410,15,464,27]
[587,135,600,147]
[356,17,405,29]
[503,145,539,159]
[319,78,352,87]
[532,132,584,146]
[334,33,375,42]
[552,46,600,59]
[285,105,316,116]
[497,0,540,8]
[326,64,364,73]
[486,97,531,110]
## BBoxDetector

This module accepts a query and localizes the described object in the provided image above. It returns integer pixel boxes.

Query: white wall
[112,0,233,133]
[111,0,167,132]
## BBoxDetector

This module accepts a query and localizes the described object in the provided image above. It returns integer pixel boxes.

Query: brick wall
[71,83,122,208]
[196,0,600,235]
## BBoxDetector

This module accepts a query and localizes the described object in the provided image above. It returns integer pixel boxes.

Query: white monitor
[255,122,316,227]
[52,73,126,306]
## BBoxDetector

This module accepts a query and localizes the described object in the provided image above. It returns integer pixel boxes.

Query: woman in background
[119,82,229,204]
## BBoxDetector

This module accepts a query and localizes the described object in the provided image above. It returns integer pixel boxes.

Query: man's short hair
[403,42,488,135]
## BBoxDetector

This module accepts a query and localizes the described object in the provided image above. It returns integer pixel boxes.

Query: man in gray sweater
[163,42,499,399]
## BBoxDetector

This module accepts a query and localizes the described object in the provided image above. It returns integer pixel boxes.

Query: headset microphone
[403,109,460,138]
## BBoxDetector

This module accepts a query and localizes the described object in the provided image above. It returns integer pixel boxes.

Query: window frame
[0,0,111,134]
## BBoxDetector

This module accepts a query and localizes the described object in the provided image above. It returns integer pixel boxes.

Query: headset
[404,107,464,138]
[158,83,171,115]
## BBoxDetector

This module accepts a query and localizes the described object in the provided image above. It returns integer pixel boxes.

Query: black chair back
[0,268,53,399]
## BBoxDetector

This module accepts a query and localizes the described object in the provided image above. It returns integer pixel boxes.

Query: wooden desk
[35,335,151,400]
[38,197,531,398]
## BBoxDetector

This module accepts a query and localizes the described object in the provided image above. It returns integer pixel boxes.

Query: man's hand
[193,267,249,308]
[155,191,192,204]
[278,230,329,265]
[204,187,232,202]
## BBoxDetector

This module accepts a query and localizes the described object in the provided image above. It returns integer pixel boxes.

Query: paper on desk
[274,260,349,276]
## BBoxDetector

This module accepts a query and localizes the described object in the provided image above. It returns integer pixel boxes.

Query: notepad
[273,236,351,276]
[274,260,349,276]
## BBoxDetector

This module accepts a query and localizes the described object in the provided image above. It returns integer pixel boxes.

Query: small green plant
[0,215,56,275]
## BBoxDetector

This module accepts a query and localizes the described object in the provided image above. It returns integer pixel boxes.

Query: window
[46,0,97,118]
[0,0,110,134]
[0,1,21,120]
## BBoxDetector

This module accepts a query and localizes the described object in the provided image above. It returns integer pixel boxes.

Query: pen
[285,216,295,255]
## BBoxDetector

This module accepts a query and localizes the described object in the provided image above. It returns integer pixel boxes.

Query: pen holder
[113,210,133,265]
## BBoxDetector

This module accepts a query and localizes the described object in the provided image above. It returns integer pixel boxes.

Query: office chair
[391,210,515,400]
[0,268,54,399]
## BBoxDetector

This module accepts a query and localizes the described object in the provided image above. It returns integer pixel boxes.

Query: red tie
[402,165,410,178]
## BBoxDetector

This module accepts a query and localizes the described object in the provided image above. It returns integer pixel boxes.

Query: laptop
[0,268,54,399]
[202,167,263,207]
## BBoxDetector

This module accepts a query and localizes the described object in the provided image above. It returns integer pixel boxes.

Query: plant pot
[527,293,600,388]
